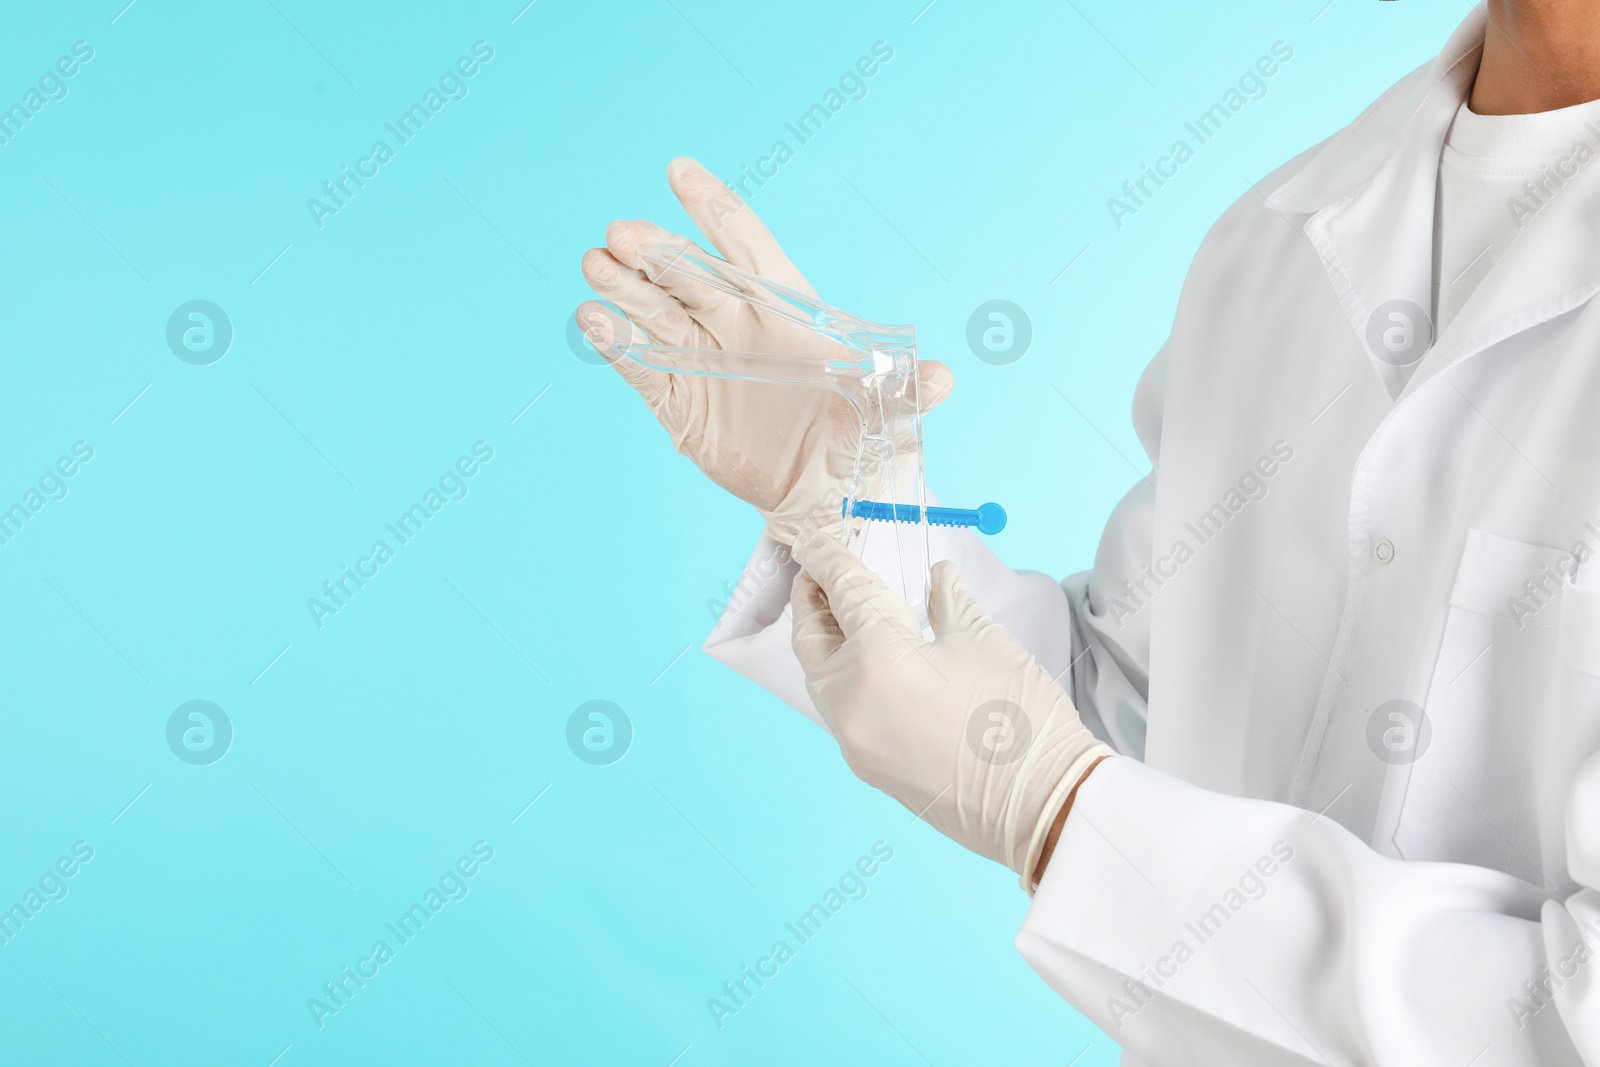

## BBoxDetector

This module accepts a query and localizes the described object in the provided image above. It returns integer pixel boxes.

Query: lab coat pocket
[1394,529,1569,878]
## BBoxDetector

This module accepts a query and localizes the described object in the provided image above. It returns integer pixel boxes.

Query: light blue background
[0,1,1467,1063]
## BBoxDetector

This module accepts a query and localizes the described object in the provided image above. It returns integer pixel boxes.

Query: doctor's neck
[1472,0,1600,115]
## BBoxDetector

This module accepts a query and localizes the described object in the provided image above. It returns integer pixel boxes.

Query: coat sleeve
[700,343,1172,751]
[1016,754,1600,1066]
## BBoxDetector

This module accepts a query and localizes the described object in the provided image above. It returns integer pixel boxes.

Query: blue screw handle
[844,499,1007,535]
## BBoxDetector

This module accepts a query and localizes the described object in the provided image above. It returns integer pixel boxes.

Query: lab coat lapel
[1269,20,1483,395]
[1400,125,1600,398]
[1270,4,1600,397]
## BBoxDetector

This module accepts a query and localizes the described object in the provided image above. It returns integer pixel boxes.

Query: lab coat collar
[1269,5,1600,397]
[1405,72,1600,396]
[1267,10,1487,216]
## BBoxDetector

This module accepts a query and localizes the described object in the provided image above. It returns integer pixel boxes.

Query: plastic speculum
[619,242,933,614]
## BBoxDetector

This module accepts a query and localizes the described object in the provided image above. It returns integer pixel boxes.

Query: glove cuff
[1015,741,1117,893]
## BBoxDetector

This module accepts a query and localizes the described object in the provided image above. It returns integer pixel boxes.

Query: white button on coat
[704,11,1600,1065]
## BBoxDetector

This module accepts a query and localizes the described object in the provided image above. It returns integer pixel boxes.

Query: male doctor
[578,4,1600,1063]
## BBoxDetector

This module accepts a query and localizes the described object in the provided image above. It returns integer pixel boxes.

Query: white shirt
[1434,96,1600,342]
[705,10,1600,1065]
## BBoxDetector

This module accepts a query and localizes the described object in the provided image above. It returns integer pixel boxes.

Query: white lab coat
[704,9,1600,1064]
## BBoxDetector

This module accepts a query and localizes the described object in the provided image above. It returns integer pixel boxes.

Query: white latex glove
[577,157,952,546]
[792,537,1115,887]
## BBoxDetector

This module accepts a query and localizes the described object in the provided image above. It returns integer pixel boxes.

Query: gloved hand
[791,537,1116,888]
[577,157,952,546]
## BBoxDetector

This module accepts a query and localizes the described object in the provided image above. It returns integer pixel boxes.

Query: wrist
[1026,752,1113,893]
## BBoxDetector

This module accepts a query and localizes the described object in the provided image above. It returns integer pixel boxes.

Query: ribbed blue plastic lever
[844,499,1007,535]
